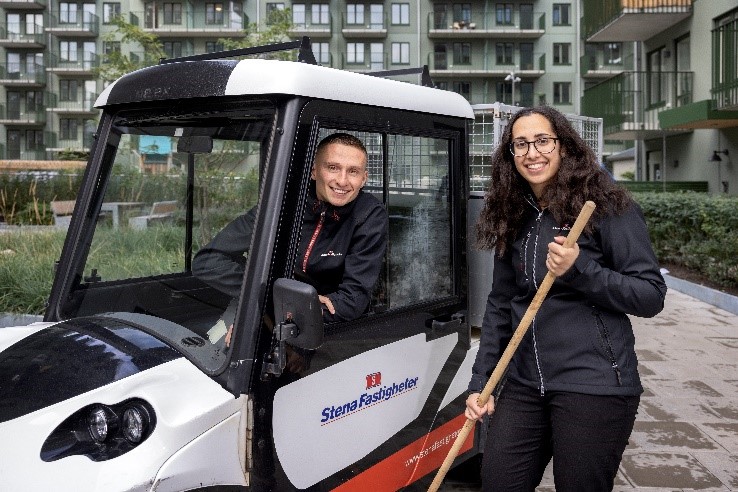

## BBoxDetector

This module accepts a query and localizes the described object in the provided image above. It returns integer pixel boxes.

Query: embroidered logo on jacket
[320,250,343,257]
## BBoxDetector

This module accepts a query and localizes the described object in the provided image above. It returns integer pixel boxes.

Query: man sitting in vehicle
[193,133,388,339]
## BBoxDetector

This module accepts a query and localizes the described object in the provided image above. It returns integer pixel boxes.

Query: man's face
[311,142,368,207]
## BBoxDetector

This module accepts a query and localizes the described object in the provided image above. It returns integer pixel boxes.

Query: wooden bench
[50,200,76,228]
[128,200,178,230]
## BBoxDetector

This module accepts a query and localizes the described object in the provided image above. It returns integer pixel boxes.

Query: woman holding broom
[465,106,667,491]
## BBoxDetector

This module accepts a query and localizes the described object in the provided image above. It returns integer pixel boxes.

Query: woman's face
[510,113,561,199]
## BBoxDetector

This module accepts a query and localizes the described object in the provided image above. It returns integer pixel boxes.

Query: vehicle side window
[386,134,451,308]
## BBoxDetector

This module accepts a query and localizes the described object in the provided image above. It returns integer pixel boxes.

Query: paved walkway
[443,284,738,491]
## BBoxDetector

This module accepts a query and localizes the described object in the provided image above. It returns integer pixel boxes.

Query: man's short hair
[317,132,367,159]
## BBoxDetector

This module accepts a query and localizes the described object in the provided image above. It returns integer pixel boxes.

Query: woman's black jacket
[469,200,667,397]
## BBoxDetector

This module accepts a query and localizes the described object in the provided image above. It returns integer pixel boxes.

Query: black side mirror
[272,278,324,350]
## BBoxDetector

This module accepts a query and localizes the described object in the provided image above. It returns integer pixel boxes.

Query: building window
[60,79,79,101]
[206,3,224,25]
[553,43,570,65]
[453,81,470,100]
[60,41,78,62]
[59,3,78,24]
[163,41,183,58]
[347,42,365,64]
[163,3,182,24]
[312,4,329,24]
[391,3,409,25]
[346,4,364,25]
[266,3,285,24]
[26,130,44,149]
[552,3,570,26]
[604,43,622,65]
[496,42,513,65]
[647,47,669,107]
[391,42,409,64]
[103,3,121,23]
[520,42,533,69]
[206,41,224,52]
[452,42,471,65]
[453,3,471,24]
[313,42,330,64]
[293,4,305,25]
[61,118,79,140]
[553,82,571,104]
[495,3,513,25]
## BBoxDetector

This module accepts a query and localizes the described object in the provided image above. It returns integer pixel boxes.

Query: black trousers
[481,379,639,492]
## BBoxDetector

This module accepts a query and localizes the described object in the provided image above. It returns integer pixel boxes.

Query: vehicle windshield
[62,101,275,370]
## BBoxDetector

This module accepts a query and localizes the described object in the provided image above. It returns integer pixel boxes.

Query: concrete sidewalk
[444,283,738,491]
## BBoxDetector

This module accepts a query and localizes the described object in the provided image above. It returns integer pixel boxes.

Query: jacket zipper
[530,207,546,394]
[593,309,622,385]
[302,210,325,272]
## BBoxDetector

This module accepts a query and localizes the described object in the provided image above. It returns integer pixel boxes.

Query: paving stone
[620,452,723,489]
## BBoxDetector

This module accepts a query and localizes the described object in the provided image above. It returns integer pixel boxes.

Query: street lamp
[505,71,521,106]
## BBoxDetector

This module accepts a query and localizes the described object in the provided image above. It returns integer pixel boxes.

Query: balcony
[45,51,98,75]
[428,10,545,39]
[45,128,95,153]
[0,62,46,86]
[338,51,387,71]
[46,12,99,37]
[289,18,332,39]
[0,0,46,10]
[582,70,694,139]
[341,12,387,38]
[0,148,48,160]
[0,104,46,125]
[45,91,98,114]
[580,53,626,79]
[584,0,693,42]
[0,22,45,48]
[428,51,545,78]
[129,9,247,38]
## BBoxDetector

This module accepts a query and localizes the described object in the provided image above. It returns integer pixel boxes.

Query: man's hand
[546,235,579,277]
[318,295,335,315]
[464,392,494,421]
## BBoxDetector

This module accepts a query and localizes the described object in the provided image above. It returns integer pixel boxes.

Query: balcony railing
[428,50,545,76]
[580,54,625,78]
[45,91,98,113]
[583,0,693,42]
[428,10,544,37]
[0,22,45,46]
[0,0,46,9]
[582,70,694,138]
[0,104,46,124]
[0,62,46,84]
[341,11,387,37]
[46,12,99,36]
[46,51,99,72]
[129,9,246,36]
[338,51,387,71]
[290,17,332,38]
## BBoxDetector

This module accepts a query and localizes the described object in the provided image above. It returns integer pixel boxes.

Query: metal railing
[428,10,544,32]
[128,9,246,31]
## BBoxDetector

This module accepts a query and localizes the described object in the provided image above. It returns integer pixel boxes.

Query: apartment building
[582,0,738,194]
[4,0,734,195]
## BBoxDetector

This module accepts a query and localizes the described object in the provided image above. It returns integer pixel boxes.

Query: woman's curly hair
[476,106,632,255]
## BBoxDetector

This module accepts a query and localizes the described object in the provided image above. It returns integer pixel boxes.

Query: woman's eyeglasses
[509,137,559,157]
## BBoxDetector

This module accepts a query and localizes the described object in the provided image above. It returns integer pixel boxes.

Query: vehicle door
[262,99,475,490]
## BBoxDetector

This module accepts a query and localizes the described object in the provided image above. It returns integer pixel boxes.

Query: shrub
[633,191,738,291]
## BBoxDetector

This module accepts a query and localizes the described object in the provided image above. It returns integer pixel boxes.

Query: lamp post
[505,70,521,106]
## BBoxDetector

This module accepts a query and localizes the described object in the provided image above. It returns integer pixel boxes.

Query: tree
[94,16,167,82]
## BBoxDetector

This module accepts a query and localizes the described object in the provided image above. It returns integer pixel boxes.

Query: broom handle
[428,200,596,492]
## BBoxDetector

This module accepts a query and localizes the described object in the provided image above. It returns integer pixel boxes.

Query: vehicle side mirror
[272,278,324,350]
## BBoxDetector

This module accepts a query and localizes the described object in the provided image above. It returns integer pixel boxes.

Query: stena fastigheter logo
[320,373,420,425]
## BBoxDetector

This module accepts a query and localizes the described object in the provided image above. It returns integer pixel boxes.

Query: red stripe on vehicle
[331,414,474,491]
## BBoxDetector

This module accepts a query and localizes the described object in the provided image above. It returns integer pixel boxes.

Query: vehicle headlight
[122,404,149,444]
[88,406,115,443]
[41,399,156,462]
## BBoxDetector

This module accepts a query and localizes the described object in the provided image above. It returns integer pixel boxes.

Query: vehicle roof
[95,58,475,120]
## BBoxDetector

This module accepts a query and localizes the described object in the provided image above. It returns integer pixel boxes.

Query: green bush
[633,191,738,291]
